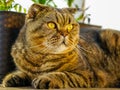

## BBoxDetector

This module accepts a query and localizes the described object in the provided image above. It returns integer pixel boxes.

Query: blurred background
[15,0,120,30]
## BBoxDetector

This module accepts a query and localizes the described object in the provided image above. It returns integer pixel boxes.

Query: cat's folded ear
[63,8,83,14]
[26,4,50,21]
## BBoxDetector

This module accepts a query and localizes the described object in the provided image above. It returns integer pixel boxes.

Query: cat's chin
[49,44,74,54]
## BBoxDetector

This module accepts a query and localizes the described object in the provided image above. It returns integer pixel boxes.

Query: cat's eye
[66,24,73,32]
[47,22,56,29]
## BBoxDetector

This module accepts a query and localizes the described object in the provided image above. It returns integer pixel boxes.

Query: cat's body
[2,4,120,88]
[79,28,120,87]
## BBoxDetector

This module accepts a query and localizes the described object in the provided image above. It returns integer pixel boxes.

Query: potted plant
[0,0,26,83]
[66,0,101,29]
[31,0,57,7]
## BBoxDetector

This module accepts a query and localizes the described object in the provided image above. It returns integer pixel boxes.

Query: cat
[2,3,120,89]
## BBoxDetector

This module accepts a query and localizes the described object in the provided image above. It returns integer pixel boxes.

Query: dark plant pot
[79,23,102,30]
[0,11,25,83]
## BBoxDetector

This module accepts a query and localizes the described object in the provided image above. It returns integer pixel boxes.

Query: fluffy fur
[2,4,120,89]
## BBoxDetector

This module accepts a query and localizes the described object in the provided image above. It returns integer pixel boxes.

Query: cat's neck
[25,47,81,72]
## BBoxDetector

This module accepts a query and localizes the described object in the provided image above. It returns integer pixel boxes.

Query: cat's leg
[2,70,31,87]
[100,29,120,55]
[32,72,94,89]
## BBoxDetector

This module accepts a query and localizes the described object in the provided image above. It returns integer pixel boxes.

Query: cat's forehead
[44,8,71,16]
[43,8,76,24]
[26,4,78,24]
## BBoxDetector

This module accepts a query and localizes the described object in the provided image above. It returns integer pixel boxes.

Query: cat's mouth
[41,36,76,54]
[61,38,67,46]
[47,41,75,54]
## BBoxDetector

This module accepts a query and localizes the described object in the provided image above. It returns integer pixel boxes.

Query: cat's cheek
[66,35,78,45]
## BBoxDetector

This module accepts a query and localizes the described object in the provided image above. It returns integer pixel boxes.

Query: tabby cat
[2,4,120,89]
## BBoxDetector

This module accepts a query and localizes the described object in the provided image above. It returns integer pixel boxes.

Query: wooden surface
[0,86,120,90]
[0,84,120,90]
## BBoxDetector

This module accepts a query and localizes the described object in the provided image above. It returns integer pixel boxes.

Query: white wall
[16,0,120,30]
[86,0,120,30]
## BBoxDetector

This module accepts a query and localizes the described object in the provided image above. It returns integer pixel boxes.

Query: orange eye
[47,22,56,29]
[66,24,73,32]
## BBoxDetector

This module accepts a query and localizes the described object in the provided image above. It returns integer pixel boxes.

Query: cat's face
[25,4,79,54]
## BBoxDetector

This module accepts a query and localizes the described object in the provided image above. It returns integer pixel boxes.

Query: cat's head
[24,4,80,54]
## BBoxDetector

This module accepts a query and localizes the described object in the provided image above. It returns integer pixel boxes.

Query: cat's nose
[59,31,68,37]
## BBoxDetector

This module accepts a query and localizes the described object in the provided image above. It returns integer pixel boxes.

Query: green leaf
[0,0,6,10]
[0,0,6,4]
[18,5,22,12]
[67,0,74,7]
[14,4,21,12]
[23,8,26,13]
[46,0,57,7]
[52,1,57,7]
[4,0,14,10]
[14,4,19,11]
[6,0,14,7]
[13,4,26,13]
[40,0,46,4]
[32,0,46,4]
[0,6,5,10]
[76,13,84,21]
[75,4,79,9]
[0,0,26,12]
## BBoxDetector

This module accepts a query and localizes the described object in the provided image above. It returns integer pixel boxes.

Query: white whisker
[75,45,84,60]
[77,45,92,54]
[80,35,86,40]
[29,44,43,49]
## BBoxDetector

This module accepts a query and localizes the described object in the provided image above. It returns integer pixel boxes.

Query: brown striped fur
[2,4,120,88]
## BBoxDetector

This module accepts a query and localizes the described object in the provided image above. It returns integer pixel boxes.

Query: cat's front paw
[2,74,22,87]
[32,76,62,89]
[2,71,30,87]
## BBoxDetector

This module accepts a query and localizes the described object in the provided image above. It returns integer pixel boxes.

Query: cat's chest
[15,50,79,75]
